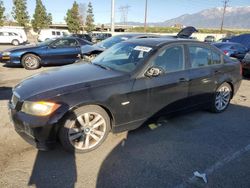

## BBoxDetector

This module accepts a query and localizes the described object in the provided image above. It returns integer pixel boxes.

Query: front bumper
[9,103,63,150]
[0,55,21,64]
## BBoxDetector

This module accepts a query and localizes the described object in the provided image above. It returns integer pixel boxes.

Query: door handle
[179,78,189,82]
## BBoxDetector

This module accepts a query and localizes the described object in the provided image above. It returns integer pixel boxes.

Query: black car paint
[9,39,242,150]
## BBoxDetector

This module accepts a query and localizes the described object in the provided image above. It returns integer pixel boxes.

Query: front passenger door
[132,45,189,119]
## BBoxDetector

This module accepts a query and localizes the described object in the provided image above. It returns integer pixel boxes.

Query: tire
[59,105,111,153]
[21,54,41,70]
[12,39,20,46]
[210,82,232,113]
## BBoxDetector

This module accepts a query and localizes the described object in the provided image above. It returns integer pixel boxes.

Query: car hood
[81,44,105,55]
[3,44,42,53]
[13,63,126,101]
[177,26,198,38]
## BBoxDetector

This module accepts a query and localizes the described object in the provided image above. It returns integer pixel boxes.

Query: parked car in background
[38,29,70,42]
[91,32,112,43]
[9,38,242,153]
[0,37,92,69]
[222,34,250,50]
[212,42,249,61]
[81,33,160,61]
[204,35,216,43]
[242,52,250,76]
[0,27,28,43]
[70,34,92,42]
[0,31,25,46]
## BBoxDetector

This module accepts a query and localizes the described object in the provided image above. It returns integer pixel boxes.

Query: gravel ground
[0,46,249,188]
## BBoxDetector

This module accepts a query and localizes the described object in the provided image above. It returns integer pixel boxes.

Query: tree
[32,0,52,31]
[0,0,5,26]
[12,0,29,28]
[85,2,95,33]
[65,1,81,33]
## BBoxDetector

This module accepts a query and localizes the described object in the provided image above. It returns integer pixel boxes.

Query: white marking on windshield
[134,46,152,52]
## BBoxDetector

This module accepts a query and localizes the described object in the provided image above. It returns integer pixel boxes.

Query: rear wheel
[21,54,41,70]
[59,105,111,153]
[210,82,232,113]
[12,39,19,46]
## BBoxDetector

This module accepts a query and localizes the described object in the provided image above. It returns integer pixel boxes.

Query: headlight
[2,52,11,56]
[21,101,60,116]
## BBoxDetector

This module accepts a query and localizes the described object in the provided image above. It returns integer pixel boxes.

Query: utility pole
[220,0,229,33]
[144,0,148,32]
[111,0,115,33]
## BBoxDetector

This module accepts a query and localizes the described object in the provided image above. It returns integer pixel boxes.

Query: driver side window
[152,45,184,73]
[52,39,78,47]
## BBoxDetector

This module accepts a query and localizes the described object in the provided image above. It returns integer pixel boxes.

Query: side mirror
[145,67,163,77]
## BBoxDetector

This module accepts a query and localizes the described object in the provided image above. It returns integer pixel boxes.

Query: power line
[220,0,229,32]
[119,5,130,26]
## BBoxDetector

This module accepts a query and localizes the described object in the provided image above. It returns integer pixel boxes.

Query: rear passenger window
[212,51,222,65]
[188,45,212,68]
[52,31,56,35]
[56,32,61,35]
[152,45,184,73]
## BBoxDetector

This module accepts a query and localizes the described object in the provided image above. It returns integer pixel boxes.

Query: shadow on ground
[28,145,77,188]
[96,104,250,188]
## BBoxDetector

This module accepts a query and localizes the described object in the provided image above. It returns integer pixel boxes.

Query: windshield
[92,42,154,73]
[96,35,131,49]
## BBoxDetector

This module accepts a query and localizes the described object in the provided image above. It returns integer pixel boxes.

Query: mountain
[159,6,250,29]
[116,6,250,29]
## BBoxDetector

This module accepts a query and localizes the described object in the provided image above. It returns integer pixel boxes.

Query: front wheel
[12,39,20,46]
[59,105,111,153]
[210,82,232,113]
[21,54,41,70]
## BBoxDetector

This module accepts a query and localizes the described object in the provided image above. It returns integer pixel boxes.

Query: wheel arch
[20,52,41,62]
[62,103,115,129]
[226,81,234,99]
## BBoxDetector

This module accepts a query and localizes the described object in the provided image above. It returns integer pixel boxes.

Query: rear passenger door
[186,44,216,105]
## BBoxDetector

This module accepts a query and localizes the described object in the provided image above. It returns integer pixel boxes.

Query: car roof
[124,37,201,48]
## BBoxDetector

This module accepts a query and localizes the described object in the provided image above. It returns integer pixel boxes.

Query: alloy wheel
[68,112,106,150]
[24,56,39,69]
[215,85,231,111]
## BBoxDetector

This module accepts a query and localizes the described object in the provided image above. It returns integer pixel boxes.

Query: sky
[2,0,250,24]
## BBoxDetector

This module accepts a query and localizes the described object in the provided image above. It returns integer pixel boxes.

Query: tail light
[223,50,228,55]
[240,63,243,75]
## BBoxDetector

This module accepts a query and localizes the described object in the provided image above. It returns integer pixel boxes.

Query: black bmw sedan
[9,38,242,153]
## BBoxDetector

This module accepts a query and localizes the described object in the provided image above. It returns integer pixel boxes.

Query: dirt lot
[0,48,250,188]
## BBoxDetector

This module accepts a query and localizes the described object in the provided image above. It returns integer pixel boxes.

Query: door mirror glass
[145,67,163,77]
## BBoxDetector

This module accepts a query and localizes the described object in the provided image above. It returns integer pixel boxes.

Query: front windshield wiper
[93,63,110,70]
